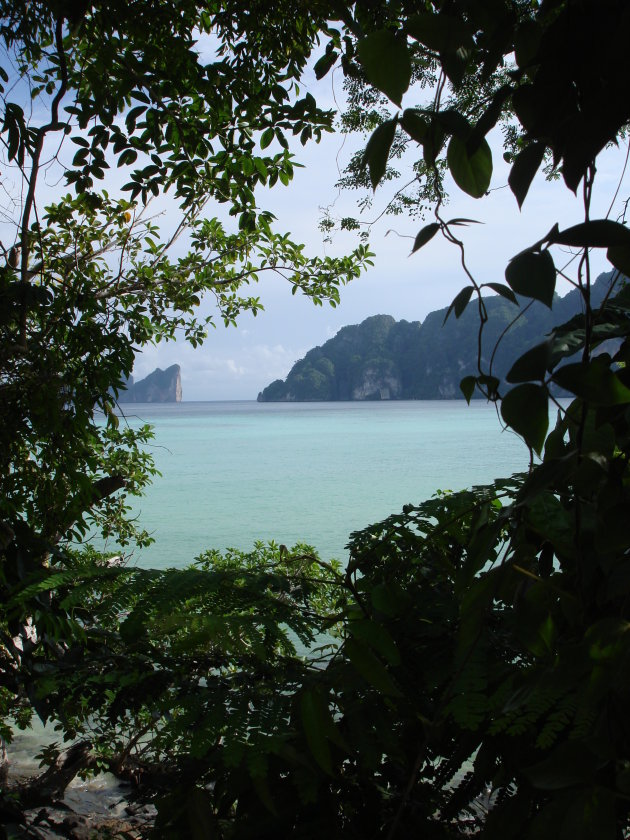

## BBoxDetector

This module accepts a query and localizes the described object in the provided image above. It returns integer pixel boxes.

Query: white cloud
[226,359,245,375]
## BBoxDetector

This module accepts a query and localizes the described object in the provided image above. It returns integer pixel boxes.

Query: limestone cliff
[118,364,182,403]
[257,272,620,402]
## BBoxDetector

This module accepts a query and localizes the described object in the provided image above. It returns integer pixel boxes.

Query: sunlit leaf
[260,127,274,149]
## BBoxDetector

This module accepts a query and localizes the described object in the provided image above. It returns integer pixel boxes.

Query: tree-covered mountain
[258,272,619,401]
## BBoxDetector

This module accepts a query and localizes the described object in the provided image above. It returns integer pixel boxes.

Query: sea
[103,400,534,568]
[8,400,536,781]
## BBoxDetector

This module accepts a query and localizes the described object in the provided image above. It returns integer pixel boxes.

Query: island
[258,272,618,401]
[117,364,182,403]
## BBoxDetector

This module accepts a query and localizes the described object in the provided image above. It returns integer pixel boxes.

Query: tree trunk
[18,739,95,809]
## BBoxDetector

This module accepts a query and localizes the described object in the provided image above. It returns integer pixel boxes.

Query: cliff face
[259,315,417,402]
[118,364,182,403]
[257,272,619,402]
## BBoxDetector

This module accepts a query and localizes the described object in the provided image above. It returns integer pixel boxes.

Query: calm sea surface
[106,400,532,568]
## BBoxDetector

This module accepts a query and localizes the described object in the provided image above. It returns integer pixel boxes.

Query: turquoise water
[107,400,531,568]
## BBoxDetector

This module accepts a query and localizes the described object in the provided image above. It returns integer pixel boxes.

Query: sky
[133,121,626,401]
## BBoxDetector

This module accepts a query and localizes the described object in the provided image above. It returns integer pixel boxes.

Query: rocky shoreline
[2,724,155,838]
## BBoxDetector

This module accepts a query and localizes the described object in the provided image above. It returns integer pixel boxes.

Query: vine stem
[573,160,596,596]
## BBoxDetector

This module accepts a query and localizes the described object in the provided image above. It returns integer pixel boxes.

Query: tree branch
[19,16,69,344]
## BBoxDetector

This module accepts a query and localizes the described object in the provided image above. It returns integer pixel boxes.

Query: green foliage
[0,0,371,817]
[250,1,630,836]
[4,1,630,838]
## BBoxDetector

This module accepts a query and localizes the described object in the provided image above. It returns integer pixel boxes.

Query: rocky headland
[117,364,182,403]
[258,272,619,402]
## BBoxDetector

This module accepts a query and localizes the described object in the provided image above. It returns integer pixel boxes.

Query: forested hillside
[259,271,617,400]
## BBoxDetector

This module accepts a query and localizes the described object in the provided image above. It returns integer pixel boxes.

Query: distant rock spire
[118,364,182,403]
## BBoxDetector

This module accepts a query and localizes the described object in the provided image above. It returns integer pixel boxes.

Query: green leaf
[516,455,577,503]
[357,31,411,107]
[411,222,440,253]
[348,619,400,665]
[506,339,552,383]
[441,46,470,88]
[405,13,474,52]
[447,135,492,198]
[345,638,402,697]
[477,374,500,399]
[484,282,518,305]
[185,787,220,839]
[443,286,473,324]
[607,245,630,277]
[260,127,274,149]
[400,109,428,143]
[362,118,397,191]
[446,217,481,226]
[514,20,542,69]
[505,250,556,307]
[240,156,254,176]
[501,383,548,454]
[118,149,138,167]
[550,219,630,248]
[460,375,476,403]
[508,142,546,209]
[300,690,333,775]
[422,119,445,166]
[313,49,338,80]
[370,582,405,617]
[523,742,599,790]
[253,158,268,180]
[552,360,630,405]
[435,109,470,138]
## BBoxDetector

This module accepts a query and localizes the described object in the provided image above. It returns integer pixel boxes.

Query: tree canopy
[2,1,630,837]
